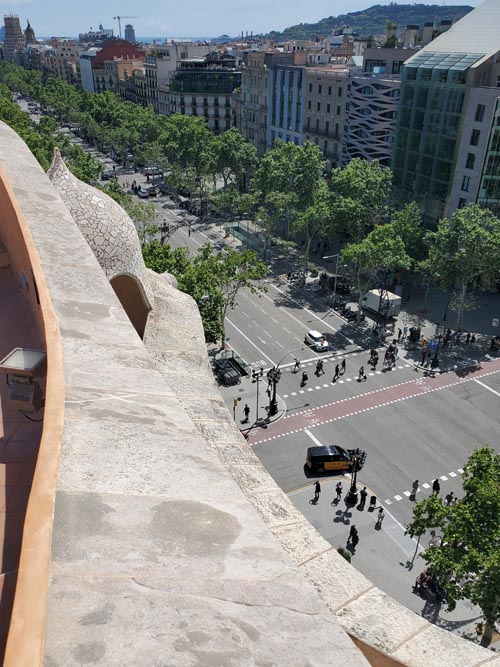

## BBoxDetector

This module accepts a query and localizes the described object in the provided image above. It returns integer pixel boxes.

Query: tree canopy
[405,447,500,642]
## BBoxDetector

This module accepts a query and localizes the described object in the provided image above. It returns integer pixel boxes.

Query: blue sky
[3,0,480,38]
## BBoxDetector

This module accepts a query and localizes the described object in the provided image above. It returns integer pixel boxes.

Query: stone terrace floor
[0,265,43,660]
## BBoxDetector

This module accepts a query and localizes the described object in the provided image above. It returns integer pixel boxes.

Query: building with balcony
[144,42,213,112]
[168,53,241,133]
[392,0,500,225]
[78,37,144,93]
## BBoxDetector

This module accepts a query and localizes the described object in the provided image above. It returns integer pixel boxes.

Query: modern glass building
[392,0,500,226]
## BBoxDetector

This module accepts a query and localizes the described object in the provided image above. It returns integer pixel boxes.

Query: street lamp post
[266,346,305,417]
[345,448,366,506]
[252,368,264,422]
[323,253,340,306]
[267,366,282,416]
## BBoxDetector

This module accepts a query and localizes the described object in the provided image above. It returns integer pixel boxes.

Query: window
[461,176,471,192]
[308,83,313,92]
[458,198,467,209]
[328,86,332,95]
[338,87,343,97]
[325,120,329,134]
[470,129,480,146]
[307,100,311,110]
[337,105,341,116]
[326,103,331,113]
[324,140,328,150]
[465,153,475,170]
[318,84,322,94]
[315,118,319,131]
[475,104,485,122]
[317,102,321,111]
[335,122,339,137]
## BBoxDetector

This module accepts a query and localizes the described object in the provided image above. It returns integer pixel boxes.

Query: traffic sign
[492,318,499,327]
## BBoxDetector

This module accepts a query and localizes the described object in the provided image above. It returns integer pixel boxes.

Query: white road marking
[458,468,464,474]
[276,341,284,348]
[257,336,266,344]
[394,494,403,501]
[304,429,323,446]
[474,378,500,397]
[263,330,272,338]
[448,471,457,477]
[440,475,448,481]
[422,483,430,489]
[225,319,275,365]
[241,311,249,318]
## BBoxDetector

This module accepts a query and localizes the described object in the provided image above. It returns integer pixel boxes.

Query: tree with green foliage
[405,447,500,644]
[330,158,392,242]
[292,180,333,273]
[390,202,425,260]
[421,205,500,330]
[341,222,412,324]
[142,242,267,344]
[212,128,257,190]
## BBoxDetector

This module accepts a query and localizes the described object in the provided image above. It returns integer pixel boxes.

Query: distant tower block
[124,23,136,43]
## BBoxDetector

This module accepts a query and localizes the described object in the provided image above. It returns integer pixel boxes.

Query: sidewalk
[290,479,499,650]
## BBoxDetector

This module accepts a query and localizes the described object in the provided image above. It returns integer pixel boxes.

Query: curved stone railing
[1,120,498,667]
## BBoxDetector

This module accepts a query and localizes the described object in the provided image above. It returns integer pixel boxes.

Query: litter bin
[370,495,377,510]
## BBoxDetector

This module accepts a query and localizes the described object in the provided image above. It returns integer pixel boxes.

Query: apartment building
[392,0,500,225]
[145,42,213,112]
[344,48,418,166]
[167,53,241,133]
[3,15,25,62]
[78,38,144,93]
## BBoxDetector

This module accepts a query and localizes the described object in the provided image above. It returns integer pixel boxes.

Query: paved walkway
[290,479,499,650]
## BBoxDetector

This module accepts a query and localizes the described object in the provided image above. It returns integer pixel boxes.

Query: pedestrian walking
[432,478,441,495]
[358,366,367,382]
[340,358,346,375]
[332,364,340,382]
[315,359,324,376]
[376,507,385,528]
[359,486,368,509]
[351,532,359,550]
[293,357,300,373]
[301,371,308,387]
[314,480,321,502]
[471,334,476,345]
[397,328,402,343]
[466,333,471,345]
[243,404,250,424]
[335,481,343,501]
[347,525,358,543]
[420,348,427,366]
[445,491,455,506]
[411,480,419,497]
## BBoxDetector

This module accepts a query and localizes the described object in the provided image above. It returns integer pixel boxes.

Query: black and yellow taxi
[306,445,366,474]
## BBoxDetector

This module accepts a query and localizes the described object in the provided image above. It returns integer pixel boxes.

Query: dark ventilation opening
[110,274,151,339]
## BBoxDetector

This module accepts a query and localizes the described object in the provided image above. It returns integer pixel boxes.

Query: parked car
[137,188,149,199]
[148,186,159,197]
[144,165,162,176]
[304,329,329,352]
[101,170,115,181]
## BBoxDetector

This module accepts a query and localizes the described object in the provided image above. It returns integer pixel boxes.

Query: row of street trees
[2,62,500,332]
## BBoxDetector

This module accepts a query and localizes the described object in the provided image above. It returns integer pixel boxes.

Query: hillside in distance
[267,3,473,40]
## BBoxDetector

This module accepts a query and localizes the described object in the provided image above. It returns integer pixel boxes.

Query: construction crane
[113,16,139,39]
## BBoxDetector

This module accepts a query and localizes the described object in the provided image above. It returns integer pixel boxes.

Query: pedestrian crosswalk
[384,468,464,506]
[282,363,412,399]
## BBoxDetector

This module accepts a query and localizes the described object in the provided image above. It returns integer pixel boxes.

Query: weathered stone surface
[337,587,429,653]
[45,575,368,667]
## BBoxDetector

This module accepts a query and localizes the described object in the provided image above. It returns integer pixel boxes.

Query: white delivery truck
[362,289,402,318]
